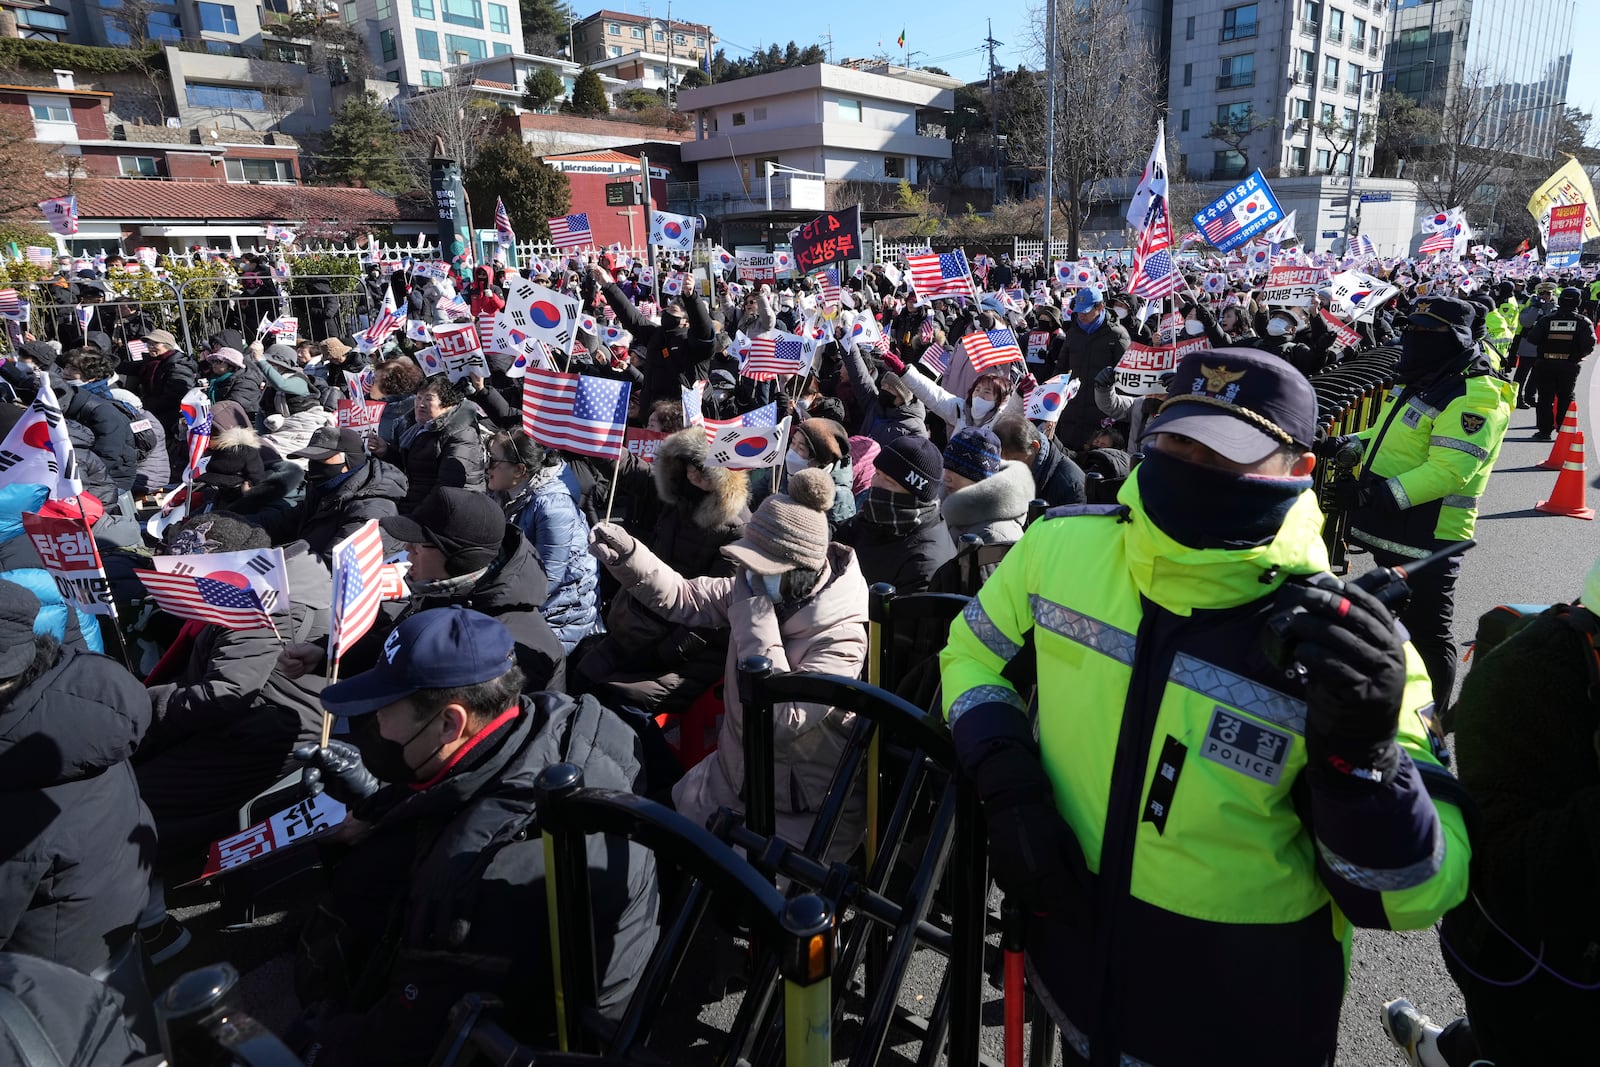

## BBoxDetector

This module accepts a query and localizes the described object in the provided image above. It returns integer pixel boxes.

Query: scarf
[860,487,938,538]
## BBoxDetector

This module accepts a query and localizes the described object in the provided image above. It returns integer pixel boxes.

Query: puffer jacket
[504,466,602,654]
[838,502,953,595]
[599,540,869,861]
[1058,316,1132,449]
[265,456,410,564]
[839,341,927,444]
[573,428,749,715]
[896,364,1024,435]
[940,460,1034,546]
[60,379,136,492]
[389,402,486,509]
[0,644,155,974]
[207,361,265,418]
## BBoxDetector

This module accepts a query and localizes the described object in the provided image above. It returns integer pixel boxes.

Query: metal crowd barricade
[728,655,988,1067]
[177,274,370,348]
[21,281,195,356]
[1309,346,1399,572]
[530,763,836,1067]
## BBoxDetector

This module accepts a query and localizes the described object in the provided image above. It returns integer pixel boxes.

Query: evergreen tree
[519,0,574,56]
[316,91,409,192]
[523,66,565,110]
[465,135,570,238]
[570,68,609,116]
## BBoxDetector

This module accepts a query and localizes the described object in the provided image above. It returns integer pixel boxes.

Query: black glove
[293,741,380,809]
[1094,365,1118,388]
[966,740,1090,917]
[1312,434,1363,462]
[1328,479,1370,512]
[1273,575,1409,783]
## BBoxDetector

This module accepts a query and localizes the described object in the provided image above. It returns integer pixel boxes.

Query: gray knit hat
[721,468,835,575]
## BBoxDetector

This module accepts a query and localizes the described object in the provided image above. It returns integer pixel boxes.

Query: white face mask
[1266,318,1291,337]
[970,396,997,422]
[1183,319,1205,336]
[1112,307,1128,321]
[784,448,809,476]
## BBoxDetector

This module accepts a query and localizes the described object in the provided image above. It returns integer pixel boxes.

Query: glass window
[673,32,684,45]
[224,158,293,182]
[1213,150,1246,178]
[1302,0,1320,24]
[197,2,238,33]
[837,98,861,122]
[1185,15,1194,40]
[884,156,904,178]
[607,21,618,33]
[386,70,400,82]
[445,33,487,61]
[1297,49,1315,75]
[1218,52,1254,89]
[493,41,510,55]
[1320,102,1336,124]
[653,29,663,41]
[1315,148,1331,172]
[1290,97,1311,121]
[1323,55,1339,82]
[413,0,433,17]
[731,111,745,126]
[186,83,267,110]
[1343,107,1358,129]
[119,156,159,177]
[1221,4,1257,41]
[342,1,356,22]
[1289,146,1308,171]
[1351,16,1366,45]
[1182,63,1191,87]
[489,3,508,33]
[753,105,766,120]
[376,0,391,18]
[18,9,68,29]
[1179,109,1189,132]
[416,28,439,60]
[441,0,480,27]
[379,29,396,61]
[1216,101,1252,129]
[30,100,70,122]
[149,10,182,38]
[608,44,620,56]
[1327,7,1343,34]
[631,26,641,38]
[422,70,445,86]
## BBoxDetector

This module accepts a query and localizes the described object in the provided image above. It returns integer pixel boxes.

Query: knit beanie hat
[942,426,1003,482]
[793,417,848,467]
[721,468,835,575]
[875,434,943,503]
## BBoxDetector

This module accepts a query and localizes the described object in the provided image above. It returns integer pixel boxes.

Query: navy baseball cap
[1071,286,1104,313]
[1406,295,1474,348]
[320,607,516,717]
[1142,346,1318,464]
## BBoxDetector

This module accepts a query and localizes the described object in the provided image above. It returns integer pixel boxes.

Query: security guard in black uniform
[1524,287,1595,441]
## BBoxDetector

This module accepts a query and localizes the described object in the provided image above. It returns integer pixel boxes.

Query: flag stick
[603,449,623,524]
[74,493,134,669]
[319,657,341,748]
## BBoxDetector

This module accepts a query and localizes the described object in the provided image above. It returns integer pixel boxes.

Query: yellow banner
[1526,156,1600,242]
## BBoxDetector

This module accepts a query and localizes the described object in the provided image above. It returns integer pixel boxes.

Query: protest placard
[337,399,385,435]
[1114,336,1212,395]
[737,252,778,284]
[192,793,346,882]
[1262,265,1321,307]
[625,427,667,464]
[21,510,116,616]
[432,322,490,382]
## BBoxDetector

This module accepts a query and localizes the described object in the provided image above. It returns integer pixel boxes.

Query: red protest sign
[193,792,346,882]
[432,322,490,382]
[1114,337,1211,395]
[21,510,116,616]
[1547,204,1587,253]
[791,205,863,273]
[337,398,385,433]
[625,427,667,464]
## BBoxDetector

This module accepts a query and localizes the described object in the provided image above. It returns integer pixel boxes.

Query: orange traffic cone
[1536,429,1595,520]
[1539,401,1581,470]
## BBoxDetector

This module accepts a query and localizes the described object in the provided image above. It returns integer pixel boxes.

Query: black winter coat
[209,362,265,418]
[299,693,658,1064]
[1030,437,1087,508]
[599,281,716,408]
[1057,319,1131,450]
[0,646,155,975]
[60,381,136,492]
[0,952,146,1063]
[137,348,199,434]
[838,508,954,595]
[267,457,409,563]
[389,402,486,510]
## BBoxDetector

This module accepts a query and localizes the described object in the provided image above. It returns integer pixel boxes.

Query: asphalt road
[176,360,1598,1066]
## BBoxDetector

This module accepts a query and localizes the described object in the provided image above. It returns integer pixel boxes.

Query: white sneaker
[1382,999,1448,1067]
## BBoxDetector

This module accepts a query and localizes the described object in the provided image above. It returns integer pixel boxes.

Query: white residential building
[675,63,957,218]
[341,0,522,92]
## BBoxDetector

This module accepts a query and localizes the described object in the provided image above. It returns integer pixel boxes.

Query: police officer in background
[1513,280,1557,410]
[941,347,1470,1067]
[1523,286,1595,442]
[1335,296,1514,718]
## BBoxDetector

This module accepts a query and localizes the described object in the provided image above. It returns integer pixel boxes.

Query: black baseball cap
[291,426,364,461]
[380,487,507,576]
[1406,295,1474,349]
[319,607,516,717]
[1142,346,1318,464]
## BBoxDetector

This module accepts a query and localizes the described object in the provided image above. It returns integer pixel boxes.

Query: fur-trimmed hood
[652,426,750,531]
[940,460,1033,531]
[211,425,261,451]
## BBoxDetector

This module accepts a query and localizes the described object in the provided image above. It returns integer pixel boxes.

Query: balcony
[1326,29,1343,44]
[1217,72,1256,90]
[1298,20,1321,38]
[1322,75,1340,90]
[1350,35,1366,51]
[1370,42,1381,57]
[1220,25,1258,43]
[1345,80,1361,95]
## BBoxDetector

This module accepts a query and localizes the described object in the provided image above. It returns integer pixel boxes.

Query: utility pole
[985,19,1003,209]
[821,27,833,65]
[1043,0,1057,256]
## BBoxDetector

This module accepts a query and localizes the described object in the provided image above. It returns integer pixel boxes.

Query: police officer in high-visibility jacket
[941,347,1470,1067]
[1482,281,1520,370]
[1524,286,1595,441]
[1335,296,1513,717]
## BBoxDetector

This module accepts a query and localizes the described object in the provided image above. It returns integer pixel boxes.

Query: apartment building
[340,0,521,91]
[570,9,712,95]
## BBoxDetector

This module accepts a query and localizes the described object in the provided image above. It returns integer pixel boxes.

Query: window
[884,156,905,178]
[1184,16,1194,40]
[1320,102,1336,124]
[1315,148,1332,172]
[493,42,510,55]
[224,158,293,183]
[1213,150,1246,178]
[1221,4,1257,41]
[29,100,70,123]
[631,26,642,38]
[1323,54,1339,87]
[379,29,396,61]
[1302,0,1320,24]
[731,111,745,126]
[342,1,356,22]
[1297,49,1315,77]
[1326,7,1343,40]
[197,2,238,33]
[185,83,267,110]
[1182,63,1191,87]
[673,33,684,45]
[118,155,159,177]
[1369,29,1380,51]
[1290,97,1311,121]
[422,70,445,86]
[416,28,439,60]
[1343,107,1358,129]
[376,0,391,18]
[607,21,618,33]
[148,9,182,38]
[695,35,704,46]
[445,33,487,61]
[1351,15,1366,48]
[441,0,480,27]
[653,29,663,41]
[413,0,433,17]
[837,98,861,122]
[608,44,620,56]
[1180,108,1189,132]
[1217,53,1254,89]
[1216,101,1253,130]
[18,8,68,30]
[753,105,767,120]
[1289,146,1308,172]
[386,70,400,82]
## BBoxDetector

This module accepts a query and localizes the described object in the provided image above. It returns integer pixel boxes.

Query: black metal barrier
[531,763,837,1067]
[157,963,305,1067]
[1309,346,1400,573]
[732,654,987,1067]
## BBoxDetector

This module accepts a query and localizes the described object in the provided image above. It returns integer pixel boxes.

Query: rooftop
[574,9,712,32]
[65,178,426,222]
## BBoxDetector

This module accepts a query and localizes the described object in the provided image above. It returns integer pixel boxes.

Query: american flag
[330,519,386,663]
[681,380,704,425]
[127,339,148,360]
[24,246,54,268]
[180,389,211,481]
[1356,233,1377,257]
[703,401,777,441]
[134,569,273,630]
[1129,199,1185,298]
[1200,212,1242,246]
[521,368,630,459]
[741,332,809,379]
[962,328,1024,373]
[548,212,594,250]
[813,268,841,307]
[0,289,19,315]
[494,196,515,247]
[906,250,973,299]
[360,292,403,350]
[919,341,949,377]
[1418,231,1455,256]
[436,292,470,319]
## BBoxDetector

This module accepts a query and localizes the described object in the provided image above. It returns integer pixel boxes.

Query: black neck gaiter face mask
[1136,447,1311,550]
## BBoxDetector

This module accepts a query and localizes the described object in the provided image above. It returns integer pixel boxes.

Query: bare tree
[106,0,163,46]
[0,114,93,220]
[1013,0,1165,258]
[1206,105,1279,178]
[398,74,502,190]
[1314,114,1374,178]
[1406,66,1544,213]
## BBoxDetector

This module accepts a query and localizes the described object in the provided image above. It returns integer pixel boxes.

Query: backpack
[1471,602,1600,699]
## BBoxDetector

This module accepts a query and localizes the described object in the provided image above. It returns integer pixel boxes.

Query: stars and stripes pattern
[360,293,403,350]
[740,333,809,380]
[127,339,148,360]
[1418,231,1455,256]
[961,328,1024,373]
[1200,212,1242,245]
[813,268,841,308]
[329,519,387,663]
[494,197,515,247]
[1355,233,1377,257]
[436,292,470,320]
[0,289,20,315]
[521,368,630,460]
[1129,200,1185,299]
[134,569,272,631]
[906,250,973,299]
[24,247,53,268]
[681,381,704,425]
[919,341,948,377]
[180,389,212,481]
[547,213,594,250]
[703,401,777,441]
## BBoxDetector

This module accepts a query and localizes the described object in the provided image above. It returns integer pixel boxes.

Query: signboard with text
[1114,337,1212,396]
[1262,265,1321,307]
[1546,203,1587,253]
[432,322,490,382]
[790,205,863,274]
[737,252,778,284]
